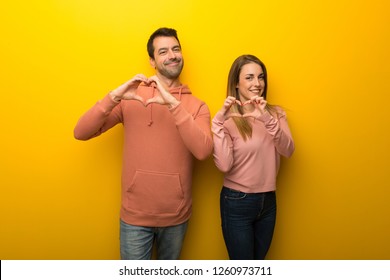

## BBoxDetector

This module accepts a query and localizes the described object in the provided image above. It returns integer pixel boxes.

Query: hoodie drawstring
[148,86,155,126]
[178,87,183,101]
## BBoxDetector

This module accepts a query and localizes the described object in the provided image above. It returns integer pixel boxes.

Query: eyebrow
[157,45,181,52]
[245,72,264,76]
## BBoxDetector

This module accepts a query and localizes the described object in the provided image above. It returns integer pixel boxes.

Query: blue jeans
[220,186,277,260]
[120,219,188,260]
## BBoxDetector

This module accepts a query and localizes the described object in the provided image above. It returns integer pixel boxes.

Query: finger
[257,97,266,104]
[224,99,233,107]
[131,74,148,84]
[145,97,157,106]
[242,100,252,106]
[143,79,156,87]
[250,96,260,103]
[137,73,150,80]
[150,77,167,93]
[132,95,145,104]
[259,100,267,109]
[226,96,240,104]
[120,79,142,91]
[148,75,159,84]
[145,96,165,106]
[223,100,237,111]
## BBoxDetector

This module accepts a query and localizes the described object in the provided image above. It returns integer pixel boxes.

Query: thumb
[242,100,252,106]
[145,96,160,106]
[133,96,145,105]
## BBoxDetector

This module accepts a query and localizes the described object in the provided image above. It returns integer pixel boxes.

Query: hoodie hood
[168,85,192,100]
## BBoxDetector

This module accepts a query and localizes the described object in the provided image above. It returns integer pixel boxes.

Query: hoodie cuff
[97,93,121,112]
[213,111,226,124]
[169,102,190,125]
[168,101,181,110]
[257,111,272,123]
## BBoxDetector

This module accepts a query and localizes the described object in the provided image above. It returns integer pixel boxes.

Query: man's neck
[156,73,181,89]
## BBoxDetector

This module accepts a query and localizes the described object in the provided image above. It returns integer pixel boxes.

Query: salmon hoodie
[74,84,213,227]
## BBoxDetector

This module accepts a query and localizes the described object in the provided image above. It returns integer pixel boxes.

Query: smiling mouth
[164,59,181,66]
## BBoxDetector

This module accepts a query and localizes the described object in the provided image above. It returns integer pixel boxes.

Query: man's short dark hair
[147,27,181,59]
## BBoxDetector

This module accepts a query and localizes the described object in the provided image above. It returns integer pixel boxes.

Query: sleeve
[169,102,213,160]
[258,110,295,158]
[211,111,234,173]
[73,94,123,140]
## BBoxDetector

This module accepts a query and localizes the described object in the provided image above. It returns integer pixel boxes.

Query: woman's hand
[220,96,242,116]
[242,96,267,118]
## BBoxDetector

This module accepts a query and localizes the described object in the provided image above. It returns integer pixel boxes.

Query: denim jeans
[220,186,277,260]
[120,219,188,260]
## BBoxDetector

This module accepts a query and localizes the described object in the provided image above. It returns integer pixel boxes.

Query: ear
[149,57,156,68]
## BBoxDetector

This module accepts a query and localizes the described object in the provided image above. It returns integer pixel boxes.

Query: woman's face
[236,62,265,102]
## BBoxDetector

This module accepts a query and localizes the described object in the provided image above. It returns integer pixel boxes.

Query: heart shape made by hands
[129,81,174,107]
[227,95,269,119]
[225,100,261,118]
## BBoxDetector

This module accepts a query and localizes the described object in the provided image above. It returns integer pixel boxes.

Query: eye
[258,73,265,80]
[158,49,168,55]
[173,46,181,52]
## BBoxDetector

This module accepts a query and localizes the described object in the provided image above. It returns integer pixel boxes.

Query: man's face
[150,36,183,80]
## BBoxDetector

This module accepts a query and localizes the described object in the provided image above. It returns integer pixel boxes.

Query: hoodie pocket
[125,170,184,215]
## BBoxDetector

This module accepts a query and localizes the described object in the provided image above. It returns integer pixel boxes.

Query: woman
[212,54,295,259]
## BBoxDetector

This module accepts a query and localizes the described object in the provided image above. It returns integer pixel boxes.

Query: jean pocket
[223,187,247,200]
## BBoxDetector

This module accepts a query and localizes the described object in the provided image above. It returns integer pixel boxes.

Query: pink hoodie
[212,109,294,193]
[74,84,213,227]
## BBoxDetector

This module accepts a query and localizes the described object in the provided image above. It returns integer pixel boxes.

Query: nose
[167,49,176,60]
[253,78,261,87]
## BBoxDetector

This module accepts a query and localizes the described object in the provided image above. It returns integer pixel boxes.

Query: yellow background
[1,0,389,259]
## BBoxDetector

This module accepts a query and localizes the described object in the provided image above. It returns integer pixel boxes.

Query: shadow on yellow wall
[1,0,389,259]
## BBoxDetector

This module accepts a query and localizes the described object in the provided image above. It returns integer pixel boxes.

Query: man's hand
[145,75,180,108]
[109,74,149,103]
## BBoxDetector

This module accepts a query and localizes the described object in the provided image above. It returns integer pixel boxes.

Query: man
[74,27,213,259]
